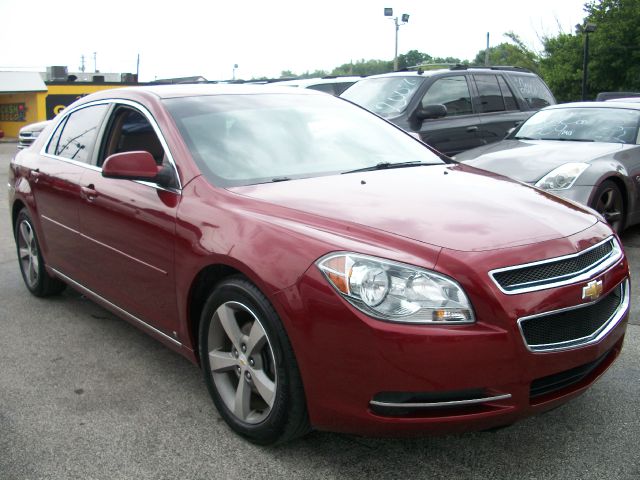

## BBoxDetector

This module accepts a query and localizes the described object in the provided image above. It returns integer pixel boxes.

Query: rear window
[508,74,555,109]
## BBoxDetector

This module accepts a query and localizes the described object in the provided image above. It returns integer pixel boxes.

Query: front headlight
[317,253,475,324]
[535,162,589,190]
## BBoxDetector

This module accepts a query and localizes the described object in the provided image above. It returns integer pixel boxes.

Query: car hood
[229,164,597,252]
[456,140,626,183]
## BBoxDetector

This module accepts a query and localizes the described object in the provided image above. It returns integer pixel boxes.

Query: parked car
[9,85,629,444]
[341,66,556,156]
[455,101,640,233]
[18,120,51,149]
[275,76,363,96]
[596,91,640,101]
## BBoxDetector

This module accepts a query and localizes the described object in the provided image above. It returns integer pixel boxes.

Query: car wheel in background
[592,180,626,234]
[199,276,309,444]
[14,209,66,297]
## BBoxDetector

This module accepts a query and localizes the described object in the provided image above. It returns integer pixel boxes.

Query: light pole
[384,8,410,71]
[232,64,238,81]
[576,23,597,101]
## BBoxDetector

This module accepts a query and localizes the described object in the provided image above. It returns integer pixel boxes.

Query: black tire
[198,276,310,445]
[591,180,626,234]
[14,208,66,297]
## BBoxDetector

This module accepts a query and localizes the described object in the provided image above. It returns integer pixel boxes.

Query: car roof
[543,101,640,111]
[362,67,536,80]
[275,77,363,87]
[77,84,328,103]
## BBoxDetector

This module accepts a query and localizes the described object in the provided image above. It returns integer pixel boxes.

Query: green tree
[540,33,583,102]
[330,59,393,76]
[540,0,640,101]
[473,32,540,72]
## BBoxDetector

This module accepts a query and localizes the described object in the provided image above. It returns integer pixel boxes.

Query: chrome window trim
[39,98,183,192]
[489,236,622,295]
[517,278,629,353]
[369,393,512,409]
[50,267,181,347]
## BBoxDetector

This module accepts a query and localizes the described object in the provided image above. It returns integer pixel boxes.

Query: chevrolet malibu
[8,85,630,444]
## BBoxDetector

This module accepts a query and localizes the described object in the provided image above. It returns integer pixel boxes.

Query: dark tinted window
[308,83,335,94]
[509,74,555,109]
[475,75,505,113]
[47,104,108,163]
[497,76,518,110]
[421,76,473,116]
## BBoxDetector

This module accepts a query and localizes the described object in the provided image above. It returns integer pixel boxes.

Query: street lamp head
[401,13,410,23]
[384,7,393,16]
[584,23,597,33]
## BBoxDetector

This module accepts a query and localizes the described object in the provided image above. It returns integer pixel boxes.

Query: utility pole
[485,33,490,66]
[93,52,98,73]
[80,54,86,72]
[136,54,140,81]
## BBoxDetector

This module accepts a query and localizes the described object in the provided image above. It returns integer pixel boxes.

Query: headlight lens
[535,162,589,190]
[317,253,475,324]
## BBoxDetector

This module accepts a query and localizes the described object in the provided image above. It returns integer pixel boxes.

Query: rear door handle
[81,184,98,202]
[467,126,479,133]
[30,168,41,182]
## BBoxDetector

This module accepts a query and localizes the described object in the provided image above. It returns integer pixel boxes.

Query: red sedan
[8,85,630,444]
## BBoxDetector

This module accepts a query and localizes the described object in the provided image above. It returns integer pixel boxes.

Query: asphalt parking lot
[0,142,638,480]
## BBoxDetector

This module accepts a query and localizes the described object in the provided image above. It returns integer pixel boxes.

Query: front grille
[530,348,613,398]
[519,281,627,352]
[491,237,620,294]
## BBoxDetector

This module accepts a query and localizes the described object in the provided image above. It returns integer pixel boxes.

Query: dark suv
[341,66,556,156]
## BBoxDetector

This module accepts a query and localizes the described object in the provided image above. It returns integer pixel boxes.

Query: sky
[0,0,588,81]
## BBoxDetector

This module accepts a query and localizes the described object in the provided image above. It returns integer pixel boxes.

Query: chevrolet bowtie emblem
[582,280,603,301]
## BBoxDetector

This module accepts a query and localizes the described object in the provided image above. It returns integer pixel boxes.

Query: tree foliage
[473,33,540,72]
[541,0,640,101]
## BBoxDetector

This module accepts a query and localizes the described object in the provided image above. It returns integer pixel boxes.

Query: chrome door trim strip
[50,268,181,347]
[489,236,622,295]
[517,278,629,353]
[370,393,512,409]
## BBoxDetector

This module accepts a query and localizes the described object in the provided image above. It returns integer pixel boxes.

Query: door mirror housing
[102,151,161,181]
[416,104,448,120]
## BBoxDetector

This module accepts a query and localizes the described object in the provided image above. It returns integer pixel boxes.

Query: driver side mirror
[102,151,161,181]
[415,104,447,121]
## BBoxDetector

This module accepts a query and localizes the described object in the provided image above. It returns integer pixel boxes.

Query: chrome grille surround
[490,236,622,295]
[517,279,629,353]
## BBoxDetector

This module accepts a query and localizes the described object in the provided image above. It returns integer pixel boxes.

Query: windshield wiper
[550,138,595,142]
[341,161,437,174]
[271,176,292,182]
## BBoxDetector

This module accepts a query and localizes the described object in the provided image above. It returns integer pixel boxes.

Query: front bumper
[274,227,629,436]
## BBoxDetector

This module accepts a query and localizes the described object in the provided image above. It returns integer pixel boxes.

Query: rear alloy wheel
[15,208,65,297]
[592,180,625,234]
[199,276,309,444]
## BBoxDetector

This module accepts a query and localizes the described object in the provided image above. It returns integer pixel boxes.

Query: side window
[421,76,473,116]
[497,76,518,111]
[100,106,178,188]
[46,104,108,163]
[474,75,505,113]
[508,74,555,109]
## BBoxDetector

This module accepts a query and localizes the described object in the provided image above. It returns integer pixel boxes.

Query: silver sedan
[455,102,640,233]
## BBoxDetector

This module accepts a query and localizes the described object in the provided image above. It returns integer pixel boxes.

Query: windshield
[341,77,424,118]
[514,107,640,144]
[163,93,443,187]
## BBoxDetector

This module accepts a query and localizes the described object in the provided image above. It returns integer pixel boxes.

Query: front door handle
[30,168,41,183]
[466,126,479,133]
[81,184,98,202]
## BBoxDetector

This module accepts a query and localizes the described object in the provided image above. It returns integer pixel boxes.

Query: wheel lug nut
[241,344,247,353]
[236,366,241,374]
[245,371,252,381]
[249,358,255,367]
[233,349,239,358]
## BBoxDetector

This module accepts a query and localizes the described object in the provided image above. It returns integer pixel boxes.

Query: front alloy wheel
[199,276,309,444]
[208,301,277,424]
